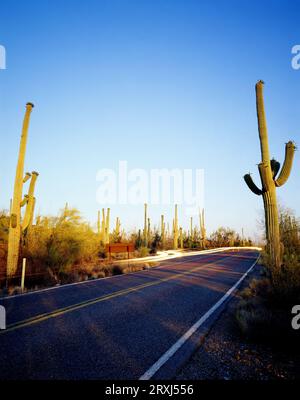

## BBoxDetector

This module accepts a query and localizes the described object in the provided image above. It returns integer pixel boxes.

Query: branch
[275,141,296,187]
[270,158,280,179]
[244,174,263,196]
[20,195,29,207]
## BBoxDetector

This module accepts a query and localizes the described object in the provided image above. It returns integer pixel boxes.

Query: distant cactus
[98,208,110,244]
[241,228,245,247]
[180,227,183,249]
[199,208,206,249]
[161,214,165,249]
[105,208,110,245]
[190,217,193,240]
[97,210,101,236]
[244,81,296,270]
[115,217,120,237]
[64,202,68,214]
[173,204,178,250]
[101,208,106,242]
[147,217,151,245]
[110,216,121,243]
[7,103,34,277]
[143,203,148,246]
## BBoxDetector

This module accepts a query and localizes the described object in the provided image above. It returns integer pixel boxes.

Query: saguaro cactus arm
[243,174,263,196]
[270,159,280,179]
[275,141,296,187]
[23,171,39,231]
[23,172,31,183]
[20,195,29,207]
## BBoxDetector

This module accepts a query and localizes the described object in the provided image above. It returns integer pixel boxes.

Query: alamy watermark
[291,305,300,330]
[0,45,6,70]
[0,305,5,330]
[291,45,300,70]
[96,161,204,216]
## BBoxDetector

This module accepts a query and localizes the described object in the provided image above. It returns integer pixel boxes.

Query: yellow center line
[0,254,248,335]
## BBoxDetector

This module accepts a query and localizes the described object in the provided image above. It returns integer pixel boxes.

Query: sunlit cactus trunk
[173,204,178,250]
[179,227,183,249]
[244,81,295,271]
[115,217,120,237]
[189,217,193,247]
[241,228,245,246]
[161,215,165,249]
[101,208,106,242]
[147,218,151,245]
[105,208,110,244]
[7,103,34,277]
[143,203,148,247]
[199,208,206,249]
[97,210,101,236]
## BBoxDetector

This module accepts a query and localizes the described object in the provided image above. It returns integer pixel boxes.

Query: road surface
[0,249,259,380]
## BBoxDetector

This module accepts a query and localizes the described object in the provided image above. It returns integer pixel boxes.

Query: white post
[21,258,26,292]
[0,305,5,330]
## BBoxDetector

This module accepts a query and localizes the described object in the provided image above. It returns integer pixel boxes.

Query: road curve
[0,249,259,380]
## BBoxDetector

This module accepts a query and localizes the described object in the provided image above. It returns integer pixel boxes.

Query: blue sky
[0,0,299,239]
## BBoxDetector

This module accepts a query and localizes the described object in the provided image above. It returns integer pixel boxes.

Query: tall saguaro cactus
[244,81,296,270]
[7,103,34,277]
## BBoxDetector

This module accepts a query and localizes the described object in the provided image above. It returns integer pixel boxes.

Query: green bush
[138,246,150,258]
[24,208,100,276]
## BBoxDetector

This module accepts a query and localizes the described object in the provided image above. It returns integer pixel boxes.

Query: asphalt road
[0,249,259,380]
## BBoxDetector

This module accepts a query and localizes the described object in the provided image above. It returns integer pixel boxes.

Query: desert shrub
[236,288,296,345]
[132,230,143,250]
[150,233,161,254]
[0,211,9,243]
[137,246,150,258]
[111,265,124,275]
[24,208,100,277]
[209,227,252,248]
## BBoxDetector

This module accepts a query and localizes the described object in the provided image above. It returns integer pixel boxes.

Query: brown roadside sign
[105,243,135,259]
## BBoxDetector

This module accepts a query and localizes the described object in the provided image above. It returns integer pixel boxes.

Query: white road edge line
[139,254,260,380]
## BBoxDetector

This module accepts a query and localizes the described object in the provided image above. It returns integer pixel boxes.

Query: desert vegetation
[0,200,251,294]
